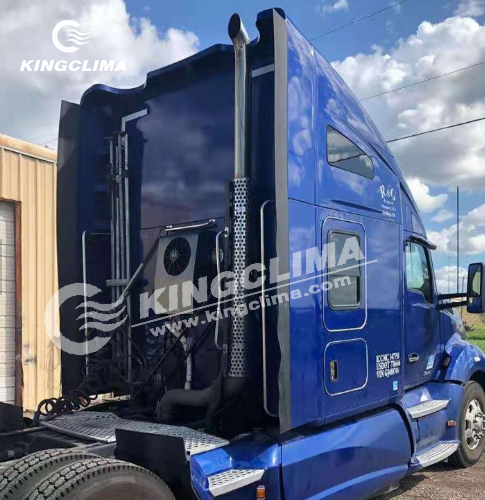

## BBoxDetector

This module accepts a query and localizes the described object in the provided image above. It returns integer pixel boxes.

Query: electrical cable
[311,0,417,41]
[361,60,485,101]
[386,116,485,143]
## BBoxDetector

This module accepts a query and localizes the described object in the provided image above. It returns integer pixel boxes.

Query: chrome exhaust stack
[229,14,250,179]
[228,14,251,378]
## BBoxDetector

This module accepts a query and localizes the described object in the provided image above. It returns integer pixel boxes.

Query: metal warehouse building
[0,133,59,410]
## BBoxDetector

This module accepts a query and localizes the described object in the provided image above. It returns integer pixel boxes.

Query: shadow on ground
[375,457,485,500]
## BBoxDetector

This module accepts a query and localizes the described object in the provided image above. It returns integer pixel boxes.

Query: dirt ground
[377,456,485,500]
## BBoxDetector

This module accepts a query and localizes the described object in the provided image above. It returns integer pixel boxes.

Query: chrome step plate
[41,411,228,455]
[413,442,459,468]
[407,399,450,419]
[208,469,265,497]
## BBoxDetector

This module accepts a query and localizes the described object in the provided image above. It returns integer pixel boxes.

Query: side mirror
[467,263,485,314]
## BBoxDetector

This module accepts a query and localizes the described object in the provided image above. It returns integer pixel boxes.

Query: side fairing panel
[190,434,282,500]
[281,408,411,500]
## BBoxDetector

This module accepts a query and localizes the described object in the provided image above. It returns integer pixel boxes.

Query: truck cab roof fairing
[79,43,235,104]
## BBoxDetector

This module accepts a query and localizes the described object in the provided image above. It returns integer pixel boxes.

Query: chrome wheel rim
[464,399,484,451]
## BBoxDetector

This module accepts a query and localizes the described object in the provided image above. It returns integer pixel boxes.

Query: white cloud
[319,0,349,16]
[428,202,485,255]
[434,265,468,293]
[332,15,485,189]
[407,177,448,212]
[0,0,199,146]
[455,0,485,17]
[432,209,455,223]
[464,202,485,225]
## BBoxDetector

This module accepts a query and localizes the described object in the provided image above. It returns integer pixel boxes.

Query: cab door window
[328,231,362,309]
[405,242,433,303]
[323,219,366,332]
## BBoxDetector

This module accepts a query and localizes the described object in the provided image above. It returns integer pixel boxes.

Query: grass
[461,309,485,352]
[470,338,485,352]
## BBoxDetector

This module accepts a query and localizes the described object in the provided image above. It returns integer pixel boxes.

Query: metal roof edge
[0,133,57,163]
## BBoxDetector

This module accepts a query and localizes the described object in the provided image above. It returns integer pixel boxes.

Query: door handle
[329,360,339,382]
[408,353,420,364]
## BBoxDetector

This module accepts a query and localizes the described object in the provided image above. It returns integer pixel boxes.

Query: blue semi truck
[1,8,485,500]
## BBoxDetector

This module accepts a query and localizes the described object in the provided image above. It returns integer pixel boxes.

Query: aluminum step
[208,469,265,497]
[40,412,228,455]
[412,441,459,468]
[407,399,450,419]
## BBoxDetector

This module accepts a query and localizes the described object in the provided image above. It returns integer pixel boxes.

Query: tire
[24,458,175,500]
[0,448,98,500]
[449,381,485,468]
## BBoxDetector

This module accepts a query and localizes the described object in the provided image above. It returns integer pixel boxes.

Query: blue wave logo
[77,297,127,333]
[45,284,127,356]
[52,20,90,53]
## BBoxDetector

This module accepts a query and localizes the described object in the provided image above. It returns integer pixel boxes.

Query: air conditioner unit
[154,230,218,316]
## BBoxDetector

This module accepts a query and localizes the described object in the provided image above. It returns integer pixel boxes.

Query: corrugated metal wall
[0,134,60,410]
[0,202,16,403]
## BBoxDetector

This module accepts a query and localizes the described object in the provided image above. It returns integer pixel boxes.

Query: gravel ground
[377,456,485,500]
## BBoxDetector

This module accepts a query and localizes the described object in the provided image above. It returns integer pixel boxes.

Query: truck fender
[444,333,485,388]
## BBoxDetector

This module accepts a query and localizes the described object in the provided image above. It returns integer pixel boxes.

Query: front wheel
[449,381,485,468]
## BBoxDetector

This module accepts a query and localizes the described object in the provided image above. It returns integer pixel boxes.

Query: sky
[0,0,484,293]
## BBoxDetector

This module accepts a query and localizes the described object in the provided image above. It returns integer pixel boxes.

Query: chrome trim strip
[165,219,216,233]
[214,228,228,350]
[252,64,275,78]
[121,109,148,132]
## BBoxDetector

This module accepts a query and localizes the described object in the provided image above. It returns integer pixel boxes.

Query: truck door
[403,237,440,389]
[322,218,368,399]
[320,213,403,420]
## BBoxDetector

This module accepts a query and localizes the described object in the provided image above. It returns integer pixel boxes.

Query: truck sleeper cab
[1,8,485,500]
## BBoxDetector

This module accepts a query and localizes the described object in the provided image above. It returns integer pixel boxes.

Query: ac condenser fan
[164,237,192,276]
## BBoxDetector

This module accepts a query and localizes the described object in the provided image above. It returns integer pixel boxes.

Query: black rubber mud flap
[115,428,196,499]
[0,403,23,432]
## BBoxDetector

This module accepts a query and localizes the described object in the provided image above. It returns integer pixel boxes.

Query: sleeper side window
[328,232,362,309]
[327,126,374,179]
[405,242,433,303]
